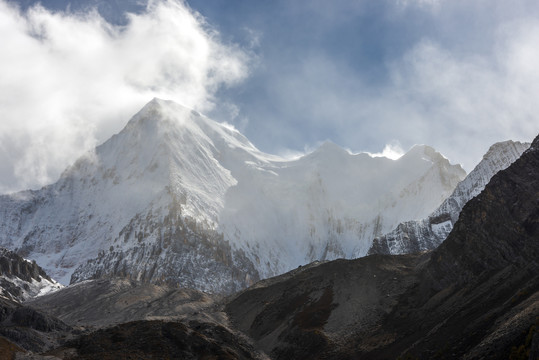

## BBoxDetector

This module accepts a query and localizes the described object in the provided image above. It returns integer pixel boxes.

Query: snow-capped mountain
[0,99,465,293]
[368,140,530,255]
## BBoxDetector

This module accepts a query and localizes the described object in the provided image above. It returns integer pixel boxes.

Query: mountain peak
[316,140,348,154]
[125,98,198,129]
[122,98,252,153]
[306,141,350,162]
[146,97,201,115]
[399,144,465,177]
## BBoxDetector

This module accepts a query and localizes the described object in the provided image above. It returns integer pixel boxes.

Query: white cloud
[382,20,539,169]
[0,0,249,192]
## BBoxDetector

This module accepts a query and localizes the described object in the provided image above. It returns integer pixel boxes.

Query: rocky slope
[0,247,62,303]
[369,140,529,255]
[225,133,539,359]
[0,296,73,356]
[0,98,465,293]
[26,278,220,329]
[0,248,67,357]
[48,319,265,360]
[2,278,266,360]
[26,278,267,360]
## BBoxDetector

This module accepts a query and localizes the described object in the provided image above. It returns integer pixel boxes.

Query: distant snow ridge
[368,140,530,255]
[218,141,465,279]
[0,99,466,293]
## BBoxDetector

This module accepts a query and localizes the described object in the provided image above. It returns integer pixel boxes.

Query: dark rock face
[427,137,539,287]
[226,134,539,359]
[0,335,24,360]
[226,255,422,359]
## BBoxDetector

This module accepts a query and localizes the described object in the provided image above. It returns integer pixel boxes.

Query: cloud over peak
[0,0,249,192]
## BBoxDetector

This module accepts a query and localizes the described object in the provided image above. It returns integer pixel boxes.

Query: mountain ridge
[0,98,466,292]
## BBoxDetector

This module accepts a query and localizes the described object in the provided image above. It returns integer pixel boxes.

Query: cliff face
[369,140,529,256]
[225,134,539,359]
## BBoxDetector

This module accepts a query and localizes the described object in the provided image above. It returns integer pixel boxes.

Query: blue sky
[1,0,539,191]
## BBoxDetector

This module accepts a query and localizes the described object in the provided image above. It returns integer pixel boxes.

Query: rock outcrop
[0,247,62,302]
